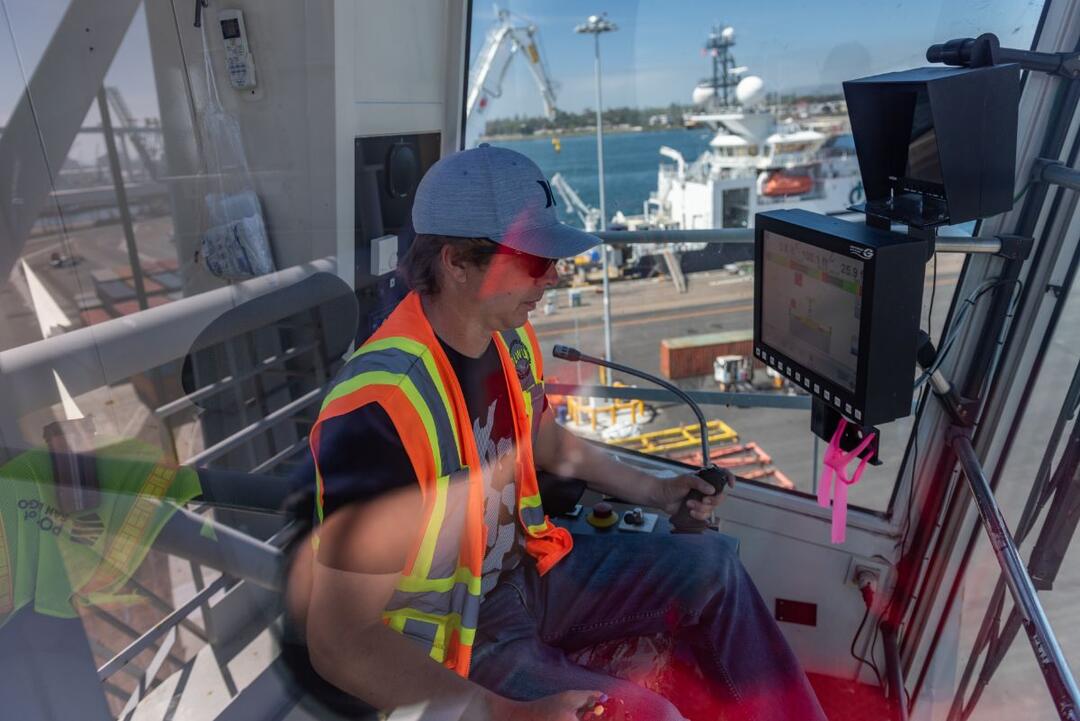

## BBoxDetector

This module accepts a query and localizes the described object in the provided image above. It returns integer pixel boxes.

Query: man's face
[463,250,559,331]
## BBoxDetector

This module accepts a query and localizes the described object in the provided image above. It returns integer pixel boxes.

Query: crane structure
[105,86,162,180]
[549,172,600,232]
[465,9,558,137]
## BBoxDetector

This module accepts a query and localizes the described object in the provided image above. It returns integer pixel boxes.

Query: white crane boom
[466,9,558,123]
[550,172,600,231]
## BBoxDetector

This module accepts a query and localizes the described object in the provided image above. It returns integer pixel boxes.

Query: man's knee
[664,533,742,580]
[655,533,751,617]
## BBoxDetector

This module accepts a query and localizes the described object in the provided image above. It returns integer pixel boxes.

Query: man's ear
[440,244,469,286]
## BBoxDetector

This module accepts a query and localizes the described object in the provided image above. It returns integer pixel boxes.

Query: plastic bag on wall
[196,22,275,280]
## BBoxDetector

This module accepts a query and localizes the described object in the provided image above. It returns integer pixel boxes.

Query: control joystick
[670,464,735,534]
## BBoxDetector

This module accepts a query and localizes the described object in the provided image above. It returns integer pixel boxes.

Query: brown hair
[397,234,496,296]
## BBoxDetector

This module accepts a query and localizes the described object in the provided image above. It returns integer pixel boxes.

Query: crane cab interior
[0,2,1078,721]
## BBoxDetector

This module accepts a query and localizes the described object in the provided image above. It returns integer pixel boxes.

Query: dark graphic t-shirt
[317,336,538,596]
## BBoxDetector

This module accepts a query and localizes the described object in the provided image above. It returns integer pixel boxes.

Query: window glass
[468,0,1043,512]
[0,4,342,715]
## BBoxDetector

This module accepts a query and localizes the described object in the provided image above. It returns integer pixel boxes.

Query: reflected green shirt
[0,439,200,625]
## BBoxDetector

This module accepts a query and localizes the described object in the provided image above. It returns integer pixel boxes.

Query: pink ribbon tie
[818,418,877,544]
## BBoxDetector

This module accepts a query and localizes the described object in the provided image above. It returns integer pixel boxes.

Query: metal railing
[546,382,811,410]
[596,228,754,245]
[0,259,355,719]
[0,258,340,421]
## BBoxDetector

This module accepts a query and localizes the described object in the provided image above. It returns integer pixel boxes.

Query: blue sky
[1,1,159,123]
[1,1,160,163]
[1,0,1045,134]
[471,0,1044,118]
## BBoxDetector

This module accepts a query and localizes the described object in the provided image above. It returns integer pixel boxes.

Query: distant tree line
[481,92,845,137]
[482,103,692,137]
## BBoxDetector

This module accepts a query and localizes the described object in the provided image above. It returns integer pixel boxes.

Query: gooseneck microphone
[554,344,711,461]
[552,344,734,533]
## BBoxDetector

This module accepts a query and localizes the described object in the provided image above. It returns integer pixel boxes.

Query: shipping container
[660,329,758,379]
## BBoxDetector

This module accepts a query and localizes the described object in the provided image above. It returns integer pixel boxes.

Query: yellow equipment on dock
[607,419,738,455]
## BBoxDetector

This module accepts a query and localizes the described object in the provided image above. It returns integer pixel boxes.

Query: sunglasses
[475,245,557,279]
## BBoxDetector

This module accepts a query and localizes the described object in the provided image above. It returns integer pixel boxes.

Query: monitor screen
[221,18,241,39]
[905,89,943,185]
[760,230,864,392]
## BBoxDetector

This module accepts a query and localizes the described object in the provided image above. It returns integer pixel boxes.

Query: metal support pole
[881,623,910,721]
[97,87,149,311]
[593,32,613,369]
[595,227,753,245]
[950,431,1080,719]
[933,238,1002,255]
[154,504,283,590]
[1035,159,1080,192]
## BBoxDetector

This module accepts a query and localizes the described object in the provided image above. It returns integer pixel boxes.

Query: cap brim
[495,220,600,259]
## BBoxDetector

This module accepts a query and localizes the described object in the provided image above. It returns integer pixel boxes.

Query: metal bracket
[932,235,1032,260]
[994,234,1035,261]
[1061,53,1080,80]
[1032,158,1080,193]
[945,423,974,446]
[928,33,1080,79]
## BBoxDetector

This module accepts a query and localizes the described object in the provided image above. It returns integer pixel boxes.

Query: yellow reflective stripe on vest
[501,327,542,426]
[411,470,449,580]
[321,371,443,477]
[514,327,539,383]
[319,370,450,577]
[396,564,482,594]
[519,492,550,534]
[384,608,478,662]
[351,337,460,444]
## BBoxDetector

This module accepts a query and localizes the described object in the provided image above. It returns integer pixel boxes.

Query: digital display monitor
[754,209,927,428]
[844,65,1019,227]
[904,89,943,186]
[221,18,241,39]
[760,231,863,393]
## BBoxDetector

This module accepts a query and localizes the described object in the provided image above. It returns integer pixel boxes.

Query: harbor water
[490,128,714,228]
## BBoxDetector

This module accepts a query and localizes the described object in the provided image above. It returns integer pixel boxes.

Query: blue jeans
[469,533,827,721]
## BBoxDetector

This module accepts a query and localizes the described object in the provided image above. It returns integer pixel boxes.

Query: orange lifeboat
[762,171,814,197]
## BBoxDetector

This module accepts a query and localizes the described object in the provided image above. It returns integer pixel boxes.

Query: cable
[1013,179,1033,204]
[851,581,885,688]
[928,253,939,333]
[900,386,930,555]
[900,256,937,552]
[913,278,1023,389]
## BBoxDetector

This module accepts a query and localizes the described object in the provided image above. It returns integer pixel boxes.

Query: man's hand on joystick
[651,472,728,520]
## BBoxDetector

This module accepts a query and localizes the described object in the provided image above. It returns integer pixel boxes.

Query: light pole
[575,13,616,375]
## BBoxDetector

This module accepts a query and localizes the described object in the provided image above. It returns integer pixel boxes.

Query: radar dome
[736,75,765,107]
[692,84,716,105]
[721,26,735,41]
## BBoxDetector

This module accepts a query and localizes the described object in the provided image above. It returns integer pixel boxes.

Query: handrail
[595,228,754,245]
[97,575,230,681]
[951,431,1080,717]
[545,382,811,410]
[0,258,340,419]
[184,387,324,466]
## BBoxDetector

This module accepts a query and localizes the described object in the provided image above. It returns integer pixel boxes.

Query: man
[295,145,825,721]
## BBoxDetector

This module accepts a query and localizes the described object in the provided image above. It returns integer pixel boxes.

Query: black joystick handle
[670,464,734,533]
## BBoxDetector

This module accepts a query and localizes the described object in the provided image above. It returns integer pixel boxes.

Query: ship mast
[702,25,739,108]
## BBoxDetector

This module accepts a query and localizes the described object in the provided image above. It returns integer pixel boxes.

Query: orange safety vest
[310,291,573,676]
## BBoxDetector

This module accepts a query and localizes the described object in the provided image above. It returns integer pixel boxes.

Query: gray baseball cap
[412,144,599,259]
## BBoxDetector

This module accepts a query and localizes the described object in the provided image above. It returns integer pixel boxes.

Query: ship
[617,25,865,273]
